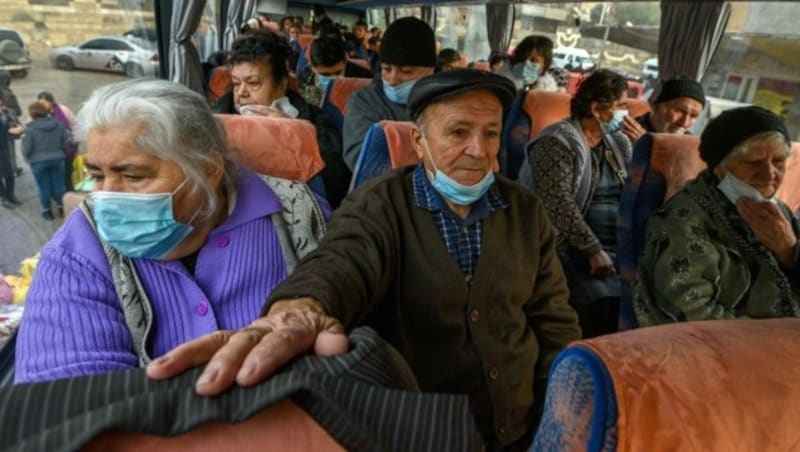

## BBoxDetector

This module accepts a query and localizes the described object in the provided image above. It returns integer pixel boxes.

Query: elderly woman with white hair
[635,106,800,325]
[14,79,328,383]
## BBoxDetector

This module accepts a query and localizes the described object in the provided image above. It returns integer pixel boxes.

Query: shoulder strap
[259,175,327,274]
[79,200,154,366]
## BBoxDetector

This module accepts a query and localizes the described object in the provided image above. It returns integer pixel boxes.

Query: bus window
[701,1,800,140]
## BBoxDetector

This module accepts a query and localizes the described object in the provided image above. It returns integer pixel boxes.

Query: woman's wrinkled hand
[146,297,348,396]
[737,197,798,267]
[621,115,646,144]
[589,249,617,277]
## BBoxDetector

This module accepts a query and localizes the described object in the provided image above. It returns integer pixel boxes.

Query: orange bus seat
[522,90,572,140]
[85,400,344,452]
[297,34,314,50]
[215,114,325,182]
[350,120,416,190]
[321,77,371,131]
[627,80,644,99]
[535,318,800,451]
[207,66,232,104]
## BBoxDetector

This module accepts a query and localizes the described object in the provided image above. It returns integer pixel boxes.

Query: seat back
[207,66,232,105]
[85,400,344,451]
[535,318,800,452]
[320,77,372,131]
[500,90,571,179]
[350,120,416,190]
[470,61,490,71]
[297,34,315,50]
[215,114,325,182]
[617,133,704,329]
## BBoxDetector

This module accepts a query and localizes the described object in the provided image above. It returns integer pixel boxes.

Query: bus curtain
[170,0,206,95]
[486,3,515,55]
[657,1,731,83]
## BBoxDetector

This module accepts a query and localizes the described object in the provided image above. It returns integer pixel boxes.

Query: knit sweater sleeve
[266,176,401,329]
[14,246,138,383]
[529,135,602,256]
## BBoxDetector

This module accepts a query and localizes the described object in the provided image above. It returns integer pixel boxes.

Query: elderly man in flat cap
[149,69,581,450]
[635,106,800,326]
[624,76,706,142]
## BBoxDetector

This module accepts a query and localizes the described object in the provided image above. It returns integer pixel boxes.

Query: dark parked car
[0,27,32,78]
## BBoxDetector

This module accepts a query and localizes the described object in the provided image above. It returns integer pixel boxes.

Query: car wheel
[0,39,24,64]
[56,55,75,70]
[124,62,144,78]
[10,69,28,78]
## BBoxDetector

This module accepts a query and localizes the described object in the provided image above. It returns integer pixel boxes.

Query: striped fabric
[411,163,508,279]
[0,327,483,452]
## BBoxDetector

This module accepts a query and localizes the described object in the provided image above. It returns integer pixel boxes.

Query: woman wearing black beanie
[635,106,800,326]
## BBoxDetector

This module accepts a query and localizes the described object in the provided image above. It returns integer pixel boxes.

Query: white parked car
[552,47,595,72]
[642,58,658,79]
[49,35,159,78]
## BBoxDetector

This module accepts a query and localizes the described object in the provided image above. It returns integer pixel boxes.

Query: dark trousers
[0,176,14,201]
[64,155,75,192]
[30,158,66,212]
[576,296,620,339]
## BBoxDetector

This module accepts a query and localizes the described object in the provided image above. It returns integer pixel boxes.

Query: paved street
[1,44,127,275]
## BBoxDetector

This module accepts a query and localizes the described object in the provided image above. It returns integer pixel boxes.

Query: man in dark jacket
[341,17,436,170]
[298,35,373,107]
[150,70,581,451]
[625,76,706,143]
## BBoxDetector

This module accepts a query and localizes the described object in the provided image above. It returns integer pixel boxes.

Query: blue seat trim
[320,79,345,132]
[349,123,390,191]
[499,89,530,180]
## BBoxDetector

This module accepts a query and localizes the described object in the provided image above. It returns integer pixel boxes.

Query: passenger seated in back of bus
[499,35,557,92]
[14,79,329,384]
[148,69,580,451]
[626,76,706,143]
[298,35,373,107]
[342,17,436,170]
[517,69,639,338]
[213,31,348,207]
[635,106,800,325]
[436,48,465,72]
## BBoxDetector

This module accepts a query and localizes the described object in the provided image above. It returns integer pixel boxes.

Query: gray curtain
[170,0,207,95]
[486,3,515,55]
[658,1,731,81]
[242,0,259,23]
[224,0,244,50]
[420,6,436,30]
[384,8,396,27]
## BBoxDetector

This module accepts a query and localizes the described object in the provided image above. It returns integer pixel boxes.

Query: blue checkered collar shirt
[411,163,508,281]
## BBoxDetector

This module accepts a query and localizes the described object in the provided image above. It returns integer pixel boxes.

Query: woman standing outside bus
[22,102,70,220]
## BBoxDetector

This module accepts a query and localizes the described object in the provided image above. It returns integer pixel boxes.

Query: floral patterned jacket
[634,171,800,326]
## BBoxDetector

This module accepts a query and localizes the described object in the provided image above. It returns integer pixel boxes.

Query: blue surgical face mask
[421,135,495,206]
[315,74,334,93]
[382,79,416,105]
[511,61,540,85]
[90,180,200,260]
[600,109,628,135]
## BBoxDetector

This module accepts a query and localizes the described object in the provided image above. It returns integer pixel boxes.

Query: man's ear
[411,125,424,160]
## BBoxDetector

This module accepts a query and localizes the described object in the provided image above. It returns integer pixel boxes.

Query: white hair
[74,78,235,221]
